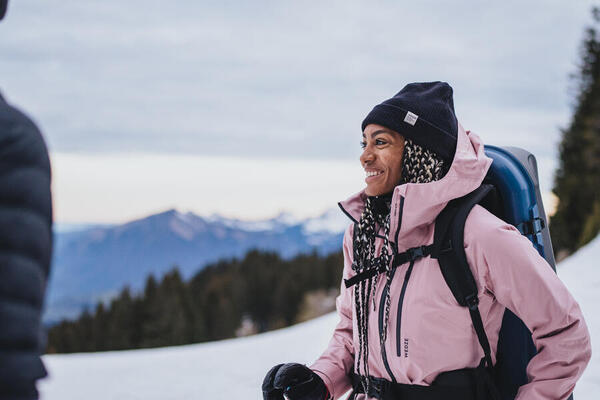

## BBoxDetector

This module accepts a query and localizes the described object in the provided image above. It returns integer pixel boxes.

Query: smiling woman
[262,81,591,400]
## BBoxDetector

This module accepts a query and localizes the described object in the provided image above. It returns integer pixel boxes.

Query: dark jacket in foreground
[0,92,52,399]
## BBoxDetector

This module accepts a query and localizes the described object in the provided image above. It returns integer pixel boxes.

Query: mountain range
[45,208,349,323]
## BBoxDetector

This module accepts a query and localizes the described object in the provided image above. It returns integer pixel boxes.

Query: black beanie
[361,81,458,164]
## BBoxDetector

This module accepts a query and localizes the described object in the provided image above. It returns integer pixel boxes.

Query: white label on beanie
[404,111,418,126]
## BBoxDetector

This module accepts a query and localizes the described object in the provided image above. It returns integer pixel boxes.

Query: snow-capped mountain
[46,208,350,323]
[40,236,600,400]
[303,207,350,234]
[204,209,348,234]
[205,211,303,232]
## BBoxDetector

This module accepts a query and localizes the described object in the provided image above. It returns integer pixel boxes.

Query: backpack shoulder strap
[432,184,496,368]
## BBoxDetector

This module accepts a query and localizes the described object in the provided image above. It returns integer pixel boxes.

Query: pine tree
[551,6,600,258]
[77,308,95,352]
[158,268,194,345]
[140,274,165,348]
[106,287,135,350]
[93,302,109,351]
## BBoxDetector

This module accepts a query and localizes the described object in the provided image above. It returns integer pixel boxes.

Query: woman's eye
[361,139,387,149]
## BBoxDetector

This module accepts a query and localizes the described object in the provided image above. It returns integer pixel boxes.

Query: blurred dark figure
[0,1,54,398]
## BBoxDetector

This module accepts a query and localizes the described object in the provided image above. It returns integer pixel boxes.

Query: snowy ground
[39,313,342,399]
[40,236,600,399]
[557,235,600,398]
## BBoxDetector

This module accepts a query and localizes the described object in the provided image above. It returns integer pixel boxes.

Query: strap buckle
[465,293,479,310]
[517,217,545,236]
[406,245,426,261]
[355,376,387,399]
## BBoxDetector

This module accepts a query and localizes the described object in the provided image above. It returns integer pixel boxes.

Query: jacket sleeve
[309,224,355,399]
[0,95,53,399]
[464,206,592,400]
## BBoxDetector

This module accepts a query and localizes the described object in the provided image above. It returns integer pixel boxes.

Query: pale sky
[50,152,364,223]
[0,1,595,223]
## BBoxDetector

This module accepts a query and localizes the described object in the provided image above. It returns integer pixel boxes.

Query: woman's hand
[262,363,331,400]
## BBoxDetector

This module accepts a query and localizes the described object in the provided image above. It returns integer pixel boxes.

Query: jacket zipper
[378,196,404,383]
[396,260,415,356]
[378,269,397,383]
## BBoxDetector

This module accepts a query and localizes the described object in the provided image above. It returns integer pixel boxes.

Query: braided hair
[401,138,450,184]
[352,138,450,390]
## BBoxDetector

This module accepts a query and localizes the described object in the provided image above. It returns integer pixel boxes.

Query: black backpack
[431,145,568,400]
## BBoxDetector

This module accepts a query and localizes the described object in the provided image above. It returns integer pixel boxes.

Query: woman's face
[360,123,405,196]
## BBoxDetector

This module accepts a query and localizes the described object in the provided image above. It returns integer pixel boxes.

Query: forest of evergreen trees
[46,249,343,353]
[551,7,600,259]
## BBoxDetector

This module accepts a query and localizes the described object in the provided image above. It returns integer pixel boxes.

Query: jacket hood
[339,121,492,250]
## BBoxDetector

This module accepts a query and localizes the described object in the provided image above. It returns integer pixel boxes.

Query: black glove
[262,363,331,400]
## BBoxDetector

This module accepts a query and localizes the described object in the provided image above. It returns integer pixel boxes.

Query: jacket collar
[338,121,492,250]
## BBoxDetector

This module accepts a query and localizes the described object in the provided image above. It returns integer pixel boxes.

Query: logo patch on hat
[404,111,418,126]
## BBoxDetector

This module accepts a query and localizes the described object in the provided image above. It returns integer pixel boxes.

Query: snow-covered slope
[40,236,600,399]
[557,235,600,398]
[40,313,342,399]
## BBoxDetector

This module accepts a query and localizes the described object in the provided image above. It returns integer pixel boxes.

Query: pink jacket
[310,122,591,400]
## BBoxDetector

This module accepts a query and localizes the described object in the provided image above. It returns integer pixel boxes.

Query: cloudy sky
[0,1,596,223]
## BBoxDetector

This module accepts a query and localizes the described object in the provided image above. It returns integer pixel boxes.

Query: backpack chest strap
[344,244,435,289]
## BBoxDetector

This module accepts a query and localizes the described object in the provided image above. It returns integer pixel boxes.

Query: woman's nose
[360,147,375,165]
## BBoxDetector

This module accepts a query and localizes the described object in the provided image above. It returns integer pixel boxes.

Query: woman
[262,82,591,400]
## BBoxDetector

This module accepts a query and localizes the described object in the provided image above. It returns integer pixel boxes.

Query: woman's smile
[365,169,384,182]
